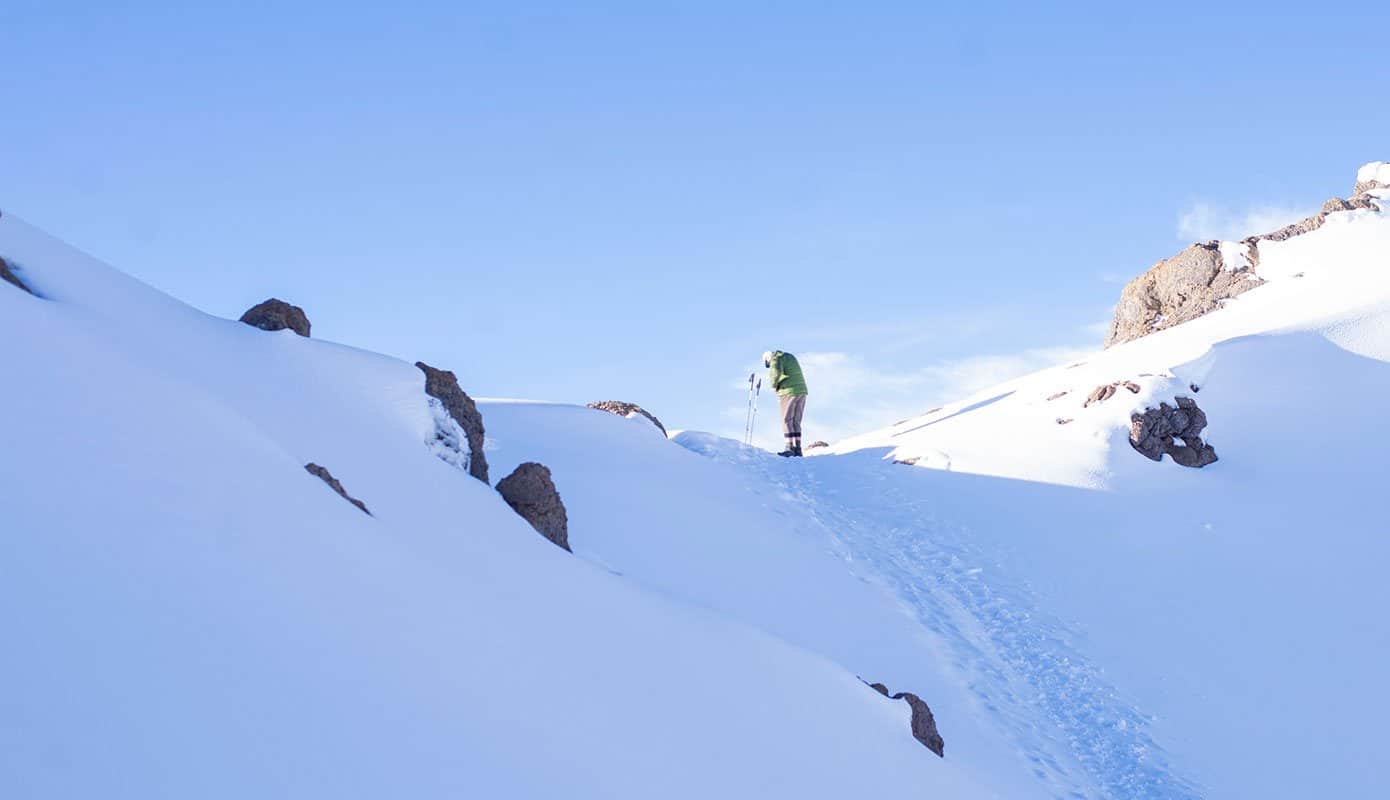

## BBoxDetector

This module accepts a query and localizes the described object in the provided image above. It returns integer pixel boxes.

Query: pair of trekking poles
[742,372,762,445]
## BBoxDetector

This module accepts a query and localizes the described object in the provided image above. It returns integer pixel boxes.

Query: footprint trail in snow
[681,438,1200,800]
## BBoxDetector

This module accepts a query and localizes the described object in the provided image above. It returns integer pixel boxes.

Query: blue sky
[5,2,1388,443]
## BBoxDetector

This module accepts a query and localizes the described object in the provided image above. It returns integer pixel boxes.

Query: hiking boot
[793,445,803,457]
[778,449,796,458]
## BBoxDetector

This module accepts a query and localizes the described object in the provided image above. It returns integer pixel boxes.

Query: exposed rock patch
[807,441,830,450]
[239,298,311,337]
[417,361,489,484]
[496,462,569,551]
[1104,242,1258,347]
[1083,381,1141,408]
[586,400,667,437]
[0,256,35,296]
[1129,396,1218,468]
[1046,391,1068,401]
[304,463,372,515]
[866,682,945,757]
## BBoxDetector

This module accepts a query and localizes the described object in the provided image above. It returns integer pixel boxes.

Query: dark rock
[304,463,371,515]
[496,462,569,551]
[1056,418,1074,425]
[0,256,34,296]
[806,441,830,449]
[893,456,921,466]
[586,400,667,437]
[239,298,311,337]
[1129,396,1217,468]
[864,681,945,757]
[1122,381,1141,393]
[417,361,489,484]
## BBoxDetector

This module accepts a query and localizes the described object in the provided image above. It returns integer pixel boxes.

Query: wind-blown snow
[1356,160,1390,186]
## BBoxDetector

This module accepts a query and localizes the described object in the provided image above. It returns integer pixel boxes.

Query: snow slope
[802,180,1390,796]
[0,213,992,798]
[4,167,1386,799]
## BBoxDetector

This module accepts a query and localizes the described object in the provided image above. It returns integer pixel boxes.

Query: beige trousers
[779,394,807,438]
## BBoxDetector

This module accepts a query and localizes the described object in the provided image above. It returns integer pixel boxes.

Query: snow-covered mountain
[2,163,1386,799]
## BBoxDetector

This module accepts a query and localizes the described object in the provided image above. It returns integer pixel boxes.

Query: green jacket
[768,351,808,397]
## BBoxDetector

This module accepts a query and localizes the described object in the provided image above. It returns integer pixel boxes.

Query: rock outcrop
[806,441,830,450]
[1129,396,1218,468]
[304,463,372,515]
[1105,165,1383,347]
[0,256,34,296]
[416,361,489,484]
[1104,242,1257,347]
[239,298,311,337]
[496,462,569,551]
[866,682,945,757]
[586,400,667,437]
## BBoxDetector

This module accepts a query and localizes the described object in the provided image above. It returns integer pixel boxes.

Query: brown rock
[304,463,371,515]
[586,400,667,437]
[1056,417,1074,425]
[496,462,570,551]
[239,298,311,337]
[417,362,489,484]
[1105,242,1260,347]
[806,441,830,449]
[1083,384,1117,407]
[0,256,34,296]
[1046,391,1068,401]
[865,681,945,757]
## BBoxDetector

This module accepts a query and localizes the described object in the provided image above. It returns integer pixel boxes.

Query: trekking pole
[749,378,762,446]
[742,373,756,444]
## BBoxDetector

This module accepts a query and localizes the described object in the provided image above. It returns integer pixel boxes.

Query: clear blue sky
[5,2,1388,443]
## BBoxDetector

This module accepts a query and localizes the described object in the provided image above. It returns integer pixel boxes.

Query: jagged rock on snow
[1129,396,1218,468]
[1046,391,1068,401]
[0,256,35,296]
[496,462,569,551]
[239,298,311,337]
[807,441,830,450]
[416,361,489,484]
[586,400,668,437]
[1082,381,1140,408]
[304,463,372,515]
[866,682,945,757]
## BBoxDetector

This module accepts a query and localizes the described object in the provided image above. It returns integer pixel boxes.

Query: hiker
[763,350,808,457]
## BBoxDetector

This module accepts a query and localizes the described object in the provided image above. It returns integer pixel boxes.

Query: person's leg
[779,395,797,455]
[790,394,806,455]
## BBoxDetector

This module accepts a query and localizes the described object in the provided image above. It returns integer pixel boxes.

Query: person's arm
[768,354,784,391]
